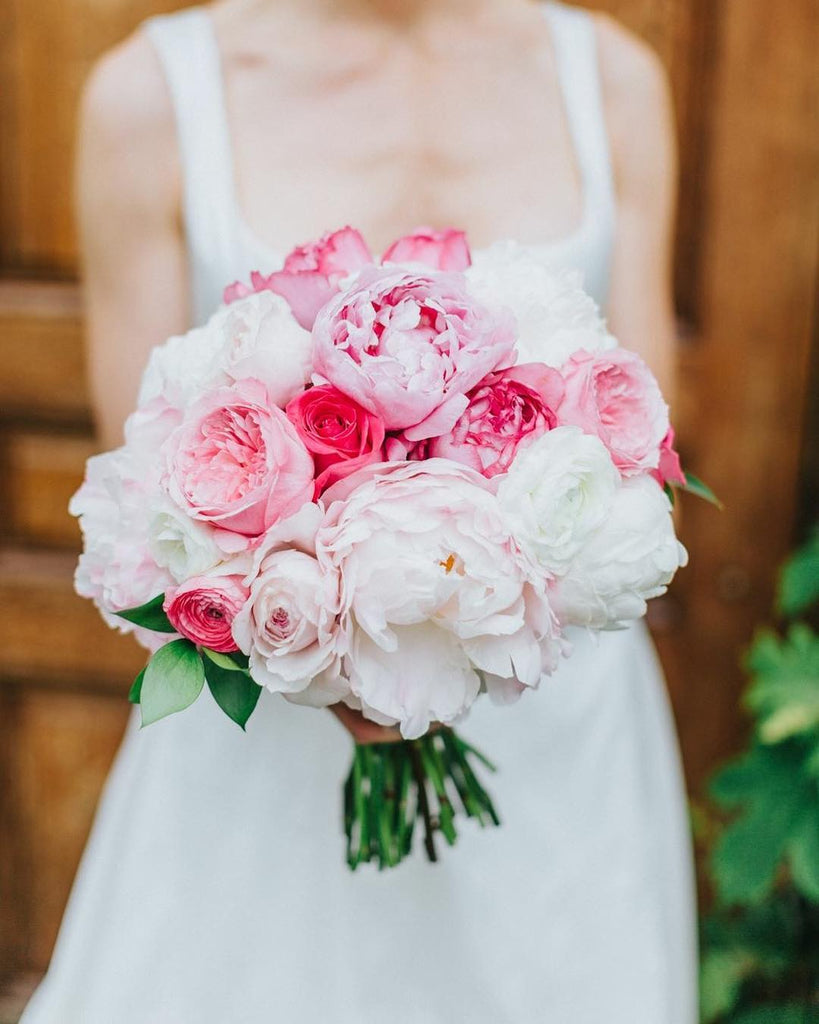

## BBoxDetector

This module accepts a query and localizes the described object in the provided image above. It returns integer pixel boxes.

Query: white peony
[316,461,559,738]
[497,426,620,577]
[138,291,312,412]
[465,241,616,365]
[233,504,348,706]
[552,475,688,630]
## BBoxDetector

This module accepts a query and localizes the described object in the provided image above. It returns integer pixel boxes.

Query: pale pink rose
[164,574,249,652]
[558,349,669,476]
[651,427,686,488]
[381,227,471,271]
[162,379,315,539]
[286,385,385,496]
[312,266,517,437]
[224,227,373,329]
[428,363,565,478]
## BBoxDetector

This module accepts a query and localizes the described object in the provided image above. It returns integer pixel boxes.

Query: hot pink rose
[224,227,373,329]
[558,349,669,476]
[163,574,249,652]
[285,385,386,495]
[428,363,565,477]
[651,427,686,488]
[381,227,471,271]
[312,266,516,437]
[163,379,315,539]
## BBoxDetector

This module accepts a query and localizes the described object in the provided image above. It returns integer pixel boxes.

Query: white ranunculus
[497,426,620,577]
[465,241,616,365]
[138,291,312,413]
[316,461,558,737]
[552,475,688,630]
[146,498,222,582]
[233,504,347,702]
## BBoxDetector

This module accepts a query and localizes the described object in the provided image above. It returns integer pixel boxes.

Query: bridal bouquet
[71,226,710,869]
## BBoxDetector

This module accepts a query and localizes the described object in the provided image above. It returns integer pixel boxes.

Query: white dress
[22,4,698,1022]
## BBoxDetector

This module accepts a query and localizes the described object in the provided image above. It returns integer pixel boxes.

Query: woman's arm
[76,32,188,450]
[597,17,679,402]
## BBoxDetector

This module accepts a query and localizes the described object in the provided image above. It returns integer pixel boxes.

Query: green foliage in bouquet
[700,526,819,1023]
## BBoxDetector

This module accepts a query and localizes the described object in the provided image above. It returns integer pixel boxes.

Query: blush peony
[312,266,517,437]
[427,363,564,478]
[162,379,314,540]
[381,227,471,271]
[558,348,670,476]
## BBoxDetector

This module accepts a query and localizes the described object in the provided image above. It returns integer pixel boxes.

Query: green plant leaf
[788,809,819,901]
[140,639,205,727]
[681,471,723,509]
[128,667,145,704]
[203,657,262,730]
[202,647,248,672]
[777,526,819,618]
[663,482,676,506]
[116,593,175,633]
[728,1008,819,1024]
[746,625,819,744]
[700,948,755,1022]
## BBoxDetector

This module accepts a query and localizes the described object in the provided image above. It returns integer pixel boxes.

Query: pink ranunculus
[381,227,471,272]
[233,227,373,330]
[558,348,670,476]
[651,427,686,488]
[163,379,315,539]
[312,266,517,437]
[286,385,386,496]
[164,574,249,652]
[428,363,565,478]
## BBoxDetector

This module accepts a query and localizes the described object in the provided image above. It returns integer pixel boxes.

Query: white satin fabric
[22,4,698,1022]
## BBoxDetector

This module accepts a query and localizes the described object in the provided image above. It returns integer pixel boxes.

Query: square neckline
[197,1,597,262]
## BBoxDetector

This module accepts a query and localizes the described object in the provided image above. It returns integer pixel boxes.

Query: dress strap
[143,7,237,275]
[543,2,616,230]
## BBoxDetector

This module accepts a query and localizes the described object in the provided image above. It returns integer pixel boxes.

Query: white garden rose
[138,291,312,412]
[146,497,222,583]
[316,461,559,738]
[233,504,348,706]
[465,241,616,365]
[552,475,688,630]
[497,426,620,576]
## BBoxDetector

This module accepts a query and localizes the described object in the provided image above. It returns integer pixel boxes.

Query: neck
[292,0,529,30]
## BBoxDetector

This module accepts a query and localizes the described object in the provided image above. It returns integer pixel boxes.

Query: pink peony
[381,227,471,271]
[224,227,373,330]
[286,385,385,496]
[312,266,516,437]
[652,427,686,488]
[164,574,249,652]
[427,363,565,478]
[162,379,314,539]
[557,349,669,476]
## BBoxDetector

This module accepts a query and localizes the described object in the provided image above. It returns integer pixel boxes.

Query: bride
[22,0,697,1020]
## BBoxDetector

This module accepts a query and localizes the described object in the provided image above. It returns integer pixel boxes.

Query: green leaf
[777,526,819,618]
[700,948,754,1022]
[140,639,205,727]
[128,667,145,704]
[729,1008,819,1024]
[663,482,676,506]
[746,625,819,744]
[788,808,819,901]
[682,471,724,509]
[203,657,261,730]
[202,647,248,672]
[116,593,175,633]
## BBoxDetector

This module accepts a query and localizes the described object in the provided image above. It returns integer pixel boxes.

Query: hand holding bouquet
[71,226,712,869]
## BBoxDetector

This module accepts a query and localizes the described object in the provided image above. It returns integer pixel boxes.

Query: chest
[221,26,585,253]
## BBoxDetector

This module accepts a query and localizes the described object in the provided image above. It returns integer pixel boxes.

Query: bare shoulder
[78,27,179,217]
[592,14,676,195]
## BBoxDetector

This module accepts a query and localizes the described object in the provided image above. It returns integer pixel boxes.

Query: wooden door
[0,0,817,997]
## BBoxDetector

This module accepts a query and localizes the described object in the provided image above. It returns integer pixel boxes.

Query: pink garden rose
[163,574,249,652]
[162,379,314,539]
[381,227,471,271]
[651,427,686,488]
[558,348,669,476]
[286,385,385,496]
[427,363,565,478]
[312,266,516,437]
[224,227,373,330]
